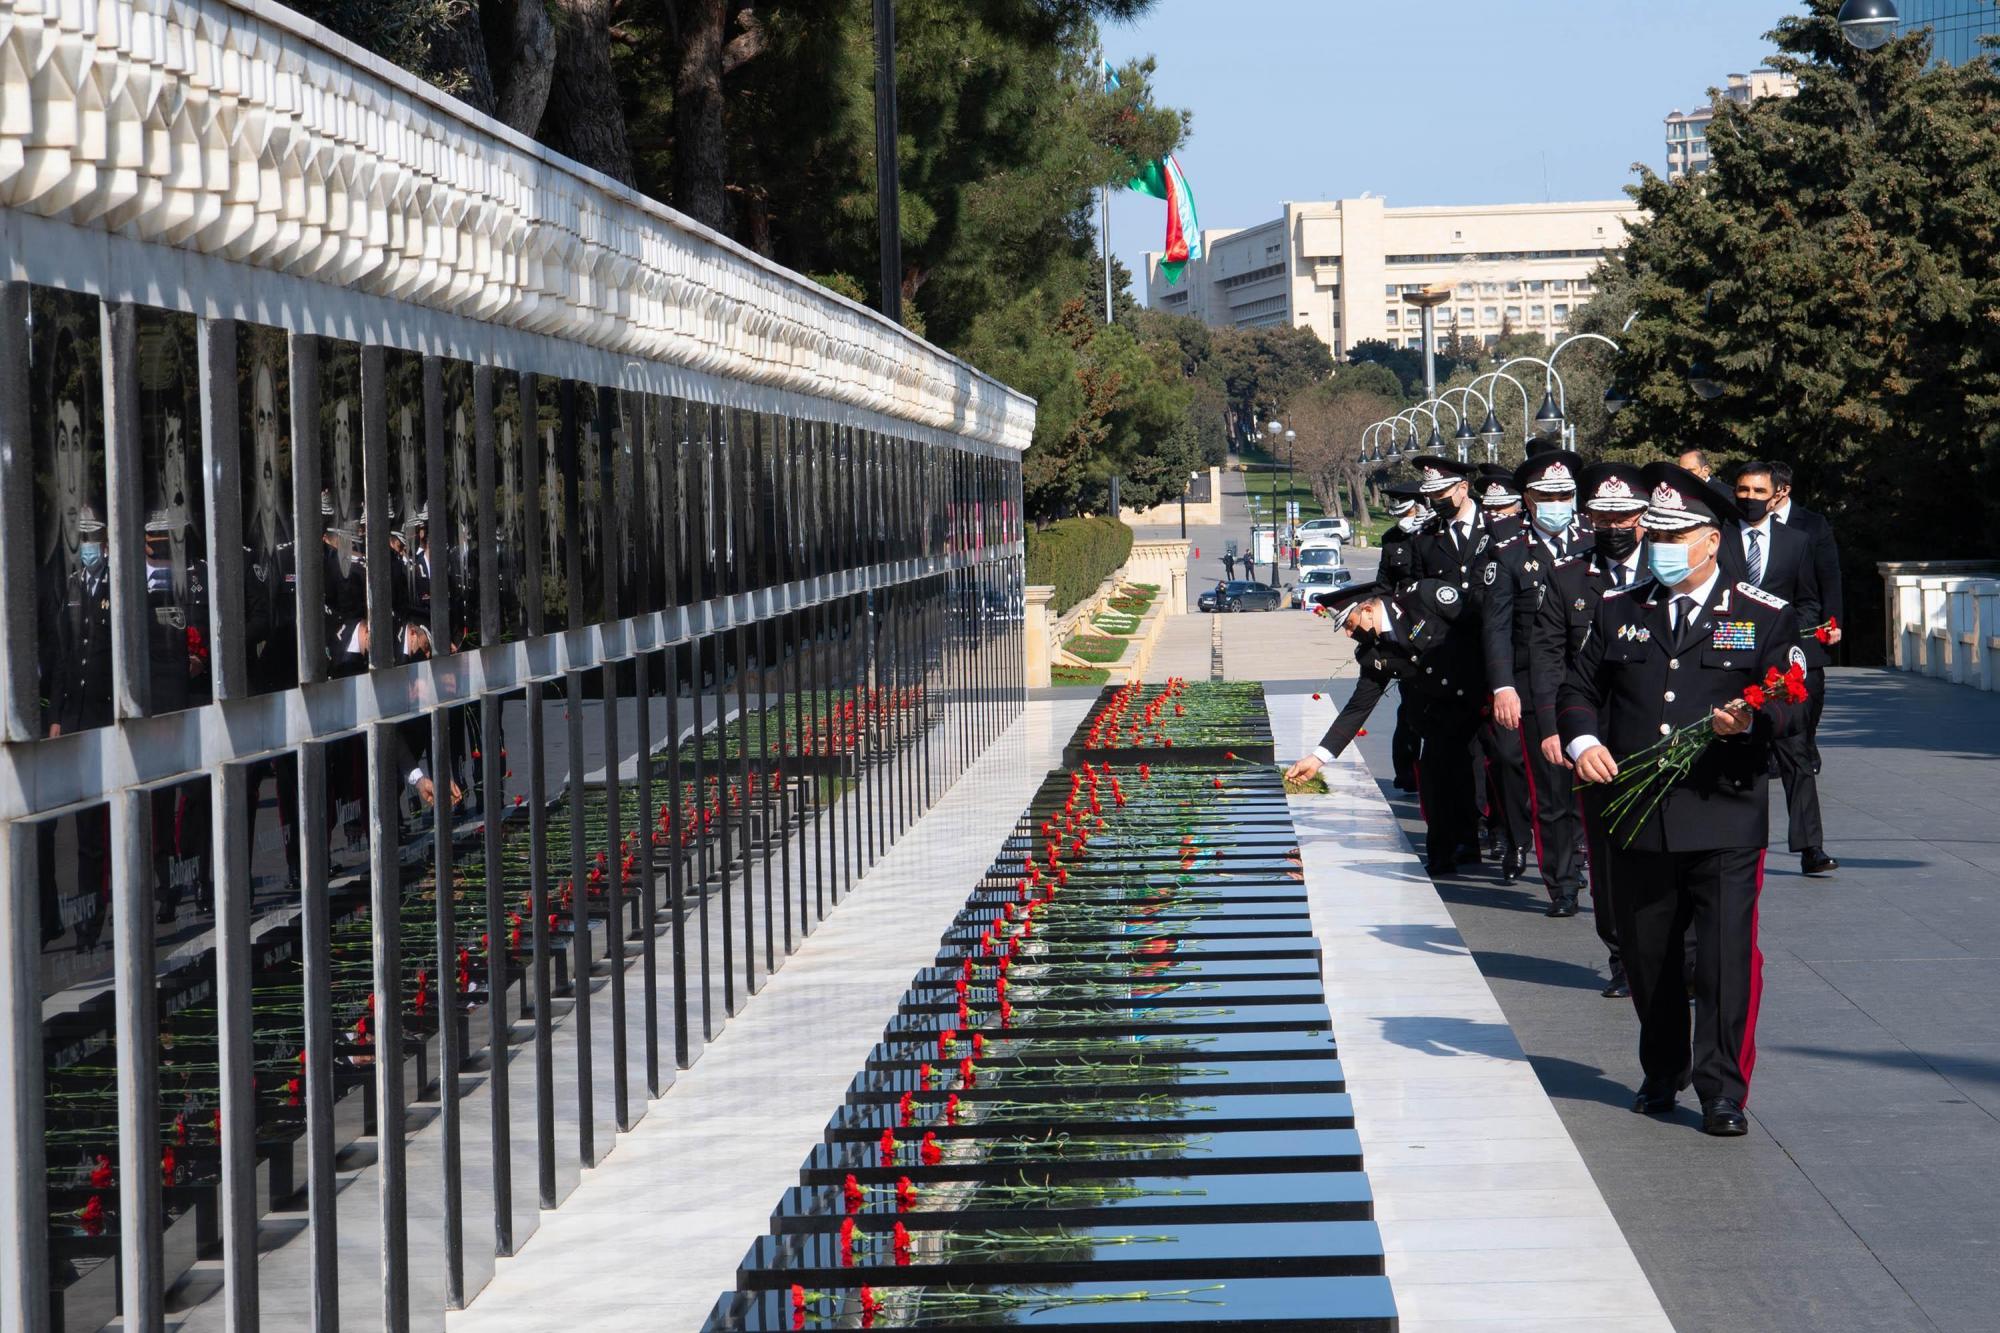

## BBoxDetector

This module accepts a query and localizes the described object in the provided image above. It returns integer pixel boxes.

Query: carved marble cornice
[0,0,1036,450]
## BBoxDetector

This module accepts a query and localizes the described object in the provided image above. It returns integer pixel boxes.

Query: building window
[1483,333,1500,348]
[1385,309,1400,327]
[1481,282,1499,296]
[1505,281,1522,295]
[1527,280,1545,294]
[1459,307,1475,324]
[1384,284,1399,296]
[1456,283,1474,297]
[1482,306,1499,324]
[1506,305,1522,322]
[1553,303,1570,321]
[1529,305,1545,320]
[1550,279,1570,292]
[1406,336,1424,349]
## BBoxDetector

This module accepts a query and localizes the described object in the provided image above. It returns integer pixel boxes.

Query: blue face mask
[1646,538,1696,586]
[79,542,104,569]
[1532,500,1574,535]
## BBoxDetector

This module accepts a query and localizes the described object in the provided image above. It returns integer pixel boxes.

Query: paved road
[1335,669,2000,1332]
[1134,465,1374,685]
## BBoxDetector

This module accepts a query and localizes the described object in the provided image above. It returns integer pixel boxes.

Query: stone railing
[0,0,1034,450]
[1879,561,2000,692]
[1023,540,1187,687]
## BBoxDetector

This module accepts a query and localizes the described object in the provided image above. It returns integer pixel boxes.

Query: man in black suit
[1561,462,1806,1136]
[1287,578,1485,875]
[1532,462,1651,996]
[1732,462,1835,877]
[1769,462,1841,772]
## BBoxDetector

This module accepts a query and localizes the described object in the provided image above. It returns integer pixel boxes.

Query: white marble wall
[0,0,1034,451]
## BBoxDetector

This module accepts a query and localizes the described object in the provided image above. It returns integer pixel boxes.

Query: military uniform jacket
[1530,553,1649,735]
[1415,511,1494,595]
[1317,579,1484,759]
[1379,524,1424,584]
[1558,578,1805,853]
[46,568,115,734]
[1482,532,1588,697]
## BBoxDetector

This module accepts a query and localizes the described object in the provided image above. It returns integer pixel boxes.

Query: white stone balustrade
[0,0,1035,450]
[1879,561,2000,693]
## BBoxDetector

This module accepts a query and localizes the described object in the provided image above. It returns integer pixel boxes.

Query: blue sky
[1100,0,1798,295]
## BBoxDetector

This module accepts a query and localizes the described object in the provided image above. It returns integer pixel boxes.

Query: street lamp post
[1264,420,1283,586]
[1284,428,1297,569]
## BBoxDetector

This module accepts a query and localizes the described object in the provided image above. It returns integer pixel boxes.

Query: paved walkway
[1275,692,1672,1332]
[1337,668,2000,1332]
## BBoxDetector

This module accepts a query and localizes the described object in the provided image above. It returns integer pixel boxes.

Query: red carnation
[1742,684,1767,709]
[79,1194,105,1236]
[919,1132,942,1166]
[896,1176,918,1211]
[844,1173,865,1214]
[878,1127,896,1166]
[897,1091,914,1126]
[90,1154,113,1189]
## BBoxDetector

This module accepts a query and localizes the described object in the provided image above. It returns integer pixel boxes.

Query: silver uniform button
[1664,691,1676,702]
[1669,659,1680,670]
[1660,723,1672,735]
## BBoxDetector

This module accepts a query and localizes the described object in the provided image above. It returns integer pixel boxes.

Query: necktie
[1747,529,1764,585]
[1453,520,1467,551]
[1610,563,1626,589]
[1674,594,1696,645]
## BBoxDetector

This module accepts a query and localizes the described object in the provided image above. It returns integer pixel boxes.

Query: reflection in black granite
[239,323,298,695]
[442,360,479,652]
[136,307,211,716]
[29,285,109,737]
[317,341,366,678]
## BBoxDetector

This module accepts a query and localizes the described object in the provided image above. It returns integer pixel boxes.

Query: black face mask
[1738,496,1769,523]
[1593,524,1640,561]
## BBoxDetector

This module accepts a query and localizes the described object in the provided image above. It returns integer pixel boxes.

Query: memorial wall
[0,2,1033,1329]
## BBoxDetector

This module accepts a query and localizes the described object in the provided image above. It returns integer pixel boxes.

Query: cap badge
[1597,476,1636,502]
[1651,482,1686,511]
[1542,462,1573,484]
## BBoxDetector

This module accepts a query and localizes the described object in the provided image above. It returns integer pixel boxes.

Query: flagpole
[1101,186,1113,325]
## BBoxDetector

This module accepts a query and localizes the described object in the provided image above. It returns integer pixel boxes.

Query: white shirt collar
[1773,498,1793,524]
[1667,564,1723,610]
[1743,514,1774,545]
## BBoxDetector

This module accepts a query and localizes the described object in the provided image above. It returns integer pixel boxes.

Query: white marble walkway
[1271,692,1673,1332]
[448,701,1090,1333]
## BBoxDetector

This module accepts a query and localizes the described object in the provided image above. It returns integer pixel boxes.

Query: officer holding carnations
[1557,462,1806,1138]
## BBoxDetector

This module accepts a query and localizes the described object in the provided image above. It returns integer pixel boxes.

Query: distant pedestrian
[1223,551,1237,580]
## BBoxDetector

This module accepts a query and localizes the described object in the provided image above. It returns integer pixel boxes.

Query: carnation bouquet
[1594,662,1809,847]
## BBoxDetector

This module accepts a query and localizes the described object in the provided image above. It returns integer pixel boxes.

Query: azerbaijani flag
[1129,155,1202,286]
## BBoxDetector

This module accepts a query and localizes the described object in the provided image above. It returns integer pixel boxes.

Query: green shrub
[1027,517,1134,615]
[1051,664,1111,686]
[1064,634,1130,664]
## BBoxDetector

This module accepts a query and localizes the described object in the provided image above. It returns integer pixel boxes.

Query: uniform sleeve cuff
[1565,735,1601,764]
[407,766,426,788]
[1312,746,1334,766]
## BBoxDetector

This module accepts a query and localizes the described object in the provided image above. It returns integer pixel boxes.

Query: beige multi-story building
[1145,196,1637,357]
[1665,68,1798,180]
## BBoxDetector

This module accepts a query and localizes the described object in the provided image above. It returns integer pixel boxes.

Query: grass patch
[1064,634,1130,664]
[1092,613,1141,636]
[1052,664,1111,686]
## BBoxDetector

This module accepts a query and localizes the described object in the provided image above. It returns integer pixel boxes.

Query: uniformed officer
[45,509,114,737]
[1287,578,1485,875]
[1412,456,1492,593]
[142,511,211,715]
[1559,462,1805,1136]
[1378,480,1432,791]
[1475,464,1526,546]
[1531,462,1650,995]
[1485,449,1589,908]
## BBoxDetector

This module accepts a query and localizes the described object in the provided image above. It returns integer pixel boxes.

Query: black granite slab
[703,1274,1398,1330]
[845,1057,1346,1101]
[801,1127,1365,1184]
[880,1007,1331,1042]
[823,1090,1353,1137]
[736,1218,1386,1287]
[771,1168,1376,1233]
[866,1029,1339,1069]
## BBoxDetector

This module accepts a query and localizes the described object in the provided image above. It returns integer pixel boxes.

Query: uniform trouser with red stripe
[1518,709,1584,901]
[1576,786,1620,969]
[1607,843,1766,1107]
[1480,717,1532,854]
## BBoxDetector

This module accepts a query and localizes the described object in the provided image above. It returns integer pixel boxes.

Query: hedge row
[1026,517,1135,616]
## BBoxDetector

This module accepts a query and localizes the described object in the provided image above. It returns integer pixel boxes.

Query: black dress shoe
[1502,846,1528,883]
[1546,891,1579,919]
[1456,841,1484,867]
[1701,1098,1749,1136]
[1632,1070,1690,1114]
[1600,963,1630,998]
[1426,857,1457,878]
[1801,849,1839,877]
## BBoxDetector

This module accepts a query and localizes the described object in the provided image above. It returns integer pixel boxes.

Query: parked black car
[1199,579,1283,613]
